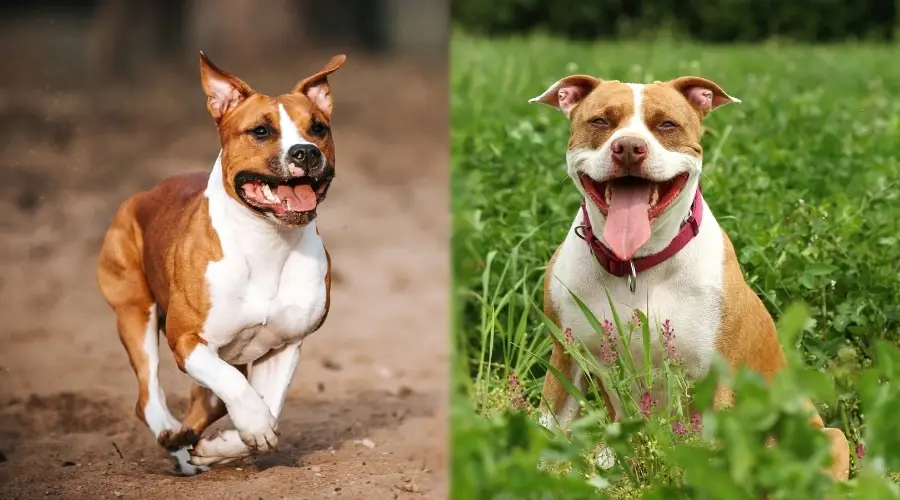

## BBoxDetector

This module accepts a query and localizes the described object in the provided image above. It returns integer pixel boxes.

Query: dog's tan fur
[537,75,850,481]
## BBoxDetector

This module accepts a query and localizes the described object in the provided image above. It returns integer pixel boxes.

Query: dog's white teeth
[262,184,279,203]
[604,185,612,205]
[650,186,659,207]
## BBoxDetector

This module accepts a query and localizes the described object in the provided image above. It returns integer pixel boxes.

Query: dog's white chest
[202,235,328,365]
[201,170,328,365]
[549,203,725,379]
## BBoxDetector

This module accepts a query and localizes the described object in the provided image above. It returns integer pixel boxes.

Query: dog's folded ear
[528,75,601,118]
[199,51,255,123]
[293,55,347,118]
[669,76,741,119]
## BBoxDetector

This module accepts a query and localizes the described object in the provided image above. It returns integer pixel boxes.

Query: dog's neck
[205,153,316,260]
[582,175,702,259]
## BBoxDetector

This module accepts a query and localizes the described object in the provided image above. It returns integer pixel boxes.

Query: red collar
[576,187,703,279]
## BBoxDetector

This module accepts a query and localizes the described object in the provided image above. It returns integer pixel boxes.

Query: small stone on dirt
[354,438,376,449]
[391,385,413,398]
[395,482,420,493]
[311,466,322,472]
[322,358,342,371]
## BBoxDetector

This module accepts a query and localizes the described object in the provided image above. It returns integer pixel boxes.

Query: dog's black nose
[287,143,322,168]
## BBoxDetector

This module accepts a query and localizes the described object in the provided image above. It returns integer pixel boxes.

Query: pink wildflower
[563,327,575,345]
[602,320,619,343]
[690,411,702,433]
[856,442,866,460]
[672,420,688,437]
[508,371,529,410]
[631,309,643,328]
[598,320,618,364]
[662,319,677,362]
[639,391,657,416]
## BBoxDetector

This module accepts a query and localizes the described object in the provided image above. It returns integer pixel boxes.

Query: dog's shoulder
[134,172,221,310]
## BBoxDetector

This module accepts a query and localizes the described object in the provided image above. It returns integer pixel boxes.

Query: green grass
[451,32,900,499]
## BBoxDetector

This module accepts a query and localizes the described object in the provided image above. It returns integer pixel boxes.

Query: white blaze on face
[601,84,655,260]
[626,83,646,133]
[277,103,310,159]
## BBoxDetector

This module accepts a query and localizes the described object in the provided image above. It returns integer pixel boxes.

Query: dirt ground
[0,46,449,499]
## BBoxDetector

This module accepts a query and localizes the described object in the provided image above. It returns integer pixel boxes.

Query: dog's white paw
[238,425,279,454]
[227,390,279,453]
[189,430,252,466]
[595,444,616,470]
[538,413,553,430]
[170,447,210,475]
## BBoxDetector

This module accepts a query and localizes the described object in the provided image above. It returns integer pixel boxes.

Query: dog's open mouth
[236,171,331,217]
[581,173,688,220]
[580,173,689,261]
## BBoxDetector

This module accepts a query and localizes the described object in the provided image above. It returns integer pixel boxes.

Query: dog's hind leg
[97,203,205,476]
[539,338,588,431]
[716,231,850,481]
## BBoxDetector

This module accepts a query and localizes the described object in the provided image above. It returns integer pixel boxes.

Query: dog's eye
[590,117,608,127]
[659,121,678,130]
[250,125,271,138]
[310,122,329,136]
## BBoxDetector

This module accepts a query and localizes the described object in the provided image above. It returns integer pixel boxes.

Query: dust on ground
[0,50,449,499]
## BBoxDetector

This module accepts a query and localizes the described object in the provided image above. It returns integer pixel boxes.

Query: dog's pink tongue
[275,184,317,212]
[602,183,652,261]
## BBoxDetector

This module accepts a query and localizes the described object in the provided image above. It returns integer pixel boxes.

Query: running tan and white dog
[96,52,345,474]
[529,74,850,480]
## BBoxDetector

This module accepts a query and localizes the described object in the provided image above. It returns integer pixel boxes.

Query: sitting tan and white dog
[96,52,345,475]
[529,73,850,480]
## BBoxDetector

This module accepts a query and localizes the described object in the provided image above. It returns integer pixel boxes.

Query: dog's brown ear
[292,54,347,118]
[199,51,254,123]
[669,76,741,120]
[529,75,602,118]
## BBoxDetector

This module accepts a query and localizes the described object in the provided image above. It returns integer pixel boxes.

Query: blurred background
[0,1,449,499]
[453,0,896,41]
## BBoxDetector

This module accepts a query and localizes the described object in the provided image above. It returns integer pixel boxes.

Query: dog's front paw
[189,430,251,466]
[595,444,616,470]
[226,393,280,453]
[238,424,279,454]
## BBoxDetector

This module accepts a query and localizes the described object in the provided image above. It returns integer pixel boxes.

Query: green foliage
[451,33,900,498]
[452,295,900,497]
[451,0,897,42]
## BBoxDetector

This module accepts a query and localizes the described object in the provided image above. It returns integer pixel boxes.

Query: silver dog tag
[627,260,637,294]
